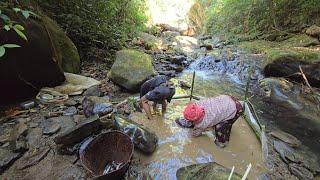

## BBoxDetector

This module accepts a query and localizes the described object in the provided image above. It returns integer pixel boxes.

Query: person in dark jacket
[140,75,175,120]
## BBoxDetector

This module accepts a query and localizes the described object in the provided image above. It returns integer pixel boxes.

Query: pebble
[20,101,36,110]
[63,106,78,116]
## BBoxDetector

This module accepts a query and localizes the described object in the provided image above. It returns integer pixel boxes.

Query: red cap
[183,103,205,122]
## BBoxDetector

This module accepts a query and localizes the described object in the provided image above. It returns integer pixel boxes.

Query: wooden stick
[299,65,314,93]
[172,95,191,99]
[172,95,201,100]
[190,71,196,101]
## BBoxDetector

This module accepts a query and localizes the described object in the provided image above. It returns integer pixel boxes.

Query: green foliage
[0,7,33,58]
[203,0,320,37]
[34,0,148,62]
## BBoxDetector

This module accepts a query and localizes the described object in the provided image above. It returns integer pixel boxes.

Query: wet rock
[168,64,184,72]
[18,146,51,170]
[179,80,191,89]
[63,106,78,116]
[176,162,241,180]
[269,130,301,147]
[289,163,314,180]
[158,70,176,77]
[83,85,103,97]
[263,48,320,87]
[20,100,36,110]
[0,148,22,174]
[306,25,320,37]
[108,49,155,91]
[54,115,102,146]
[171,55,187,65]
[42,121,61,135]
[82,96,113,117]
[273,140,303,163]
[114,116,158,154]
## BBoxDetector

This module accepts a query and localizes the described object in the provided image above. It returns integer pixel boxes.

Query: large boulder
[176,162,241,180]
[263,48,320,87]
[108,49,155,91]
[41,16,80,74]
[0,10,65,105]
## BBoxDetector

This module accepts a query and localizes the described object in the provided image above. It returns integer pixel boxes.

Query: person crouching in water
[181,94,244,148]
[140,75,176,120]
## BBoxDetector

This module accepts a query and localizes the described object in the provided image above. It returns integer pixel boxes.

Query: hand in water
[175,117,194,128]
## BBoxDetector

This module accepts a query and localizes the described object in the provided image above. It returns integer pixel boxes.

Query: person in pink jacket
[178,94,244,148]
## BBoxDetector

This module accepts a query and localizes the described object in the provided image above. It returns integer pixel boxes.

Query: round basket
[80,131,134,179]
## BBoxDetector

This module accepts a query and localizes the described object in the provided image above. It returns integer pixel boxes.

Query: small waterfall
[187,53,262,85]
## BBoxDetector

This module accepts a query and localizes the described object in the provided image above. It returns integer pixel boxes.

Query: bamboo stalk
[172,95,201,100]
[228,166,235,180]
[241,163,252,180]
[190,71,196,101]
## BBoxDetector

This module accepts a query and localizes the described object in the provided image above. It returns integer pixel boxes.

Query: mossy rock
[280,34,319,48]
[136,32,159,50]
[41,16,81,74]
[263,48,320,87]
[176,162,241,180]
[0,10,66,105]
[306,25,320,37]
[108,49,155,91]
[237,40,279,53]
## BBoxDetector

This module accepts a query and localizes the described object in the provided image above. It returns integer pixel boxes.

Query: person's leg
[161,100,167,115]
[214,119,235,148]
[140,96,153,120]
[152,102,158,115]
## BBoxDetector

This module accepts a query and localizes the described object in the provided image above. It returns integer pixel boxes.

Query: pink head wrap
[183,103,205,122]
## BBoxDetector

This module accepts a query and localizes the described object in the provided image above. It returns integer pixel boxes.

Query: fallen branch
[298,66,313,93]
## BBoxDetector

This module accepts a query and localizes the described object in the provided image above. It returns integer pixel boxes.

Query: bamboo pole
[190,71,196,101]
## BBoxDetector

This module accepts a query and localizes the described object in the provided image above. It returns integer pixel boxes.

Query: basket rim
[79,130,134,178]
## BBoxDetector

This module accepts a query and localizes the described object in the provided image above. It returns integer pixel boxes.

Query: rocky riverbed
[1,27,320,180]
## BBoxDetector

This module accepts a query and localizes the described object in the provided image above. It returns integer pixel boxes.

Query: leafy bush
[203,0,320,37]
[33,0,148,62]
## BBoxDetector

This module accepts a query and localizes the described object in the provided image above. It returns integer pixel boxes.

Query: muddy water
[130,71,265,179]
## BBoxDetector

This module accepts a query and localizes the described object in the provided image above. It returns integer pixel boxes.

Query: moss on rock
[237,40,278,53]
[176,162,241,180]
[280,34,319,48]
[108,49,155,91]
[306,25,320,37]
[41,16,81,74]
[263,48,320,87]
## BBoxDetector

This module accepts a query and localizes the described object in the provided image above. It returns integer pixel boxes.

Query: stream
[130,52,266,179]
[130,47,320,179]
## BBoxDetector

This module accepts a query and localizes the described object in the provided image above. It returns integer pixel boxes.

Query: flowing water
[130,56,266,179]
